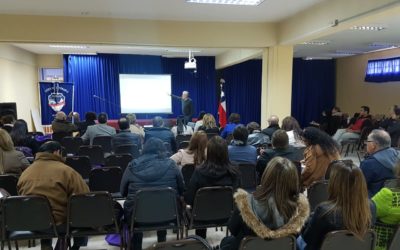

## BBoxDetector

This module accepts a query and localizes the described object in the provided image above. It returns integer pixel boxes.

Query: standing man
[171,91,193,124]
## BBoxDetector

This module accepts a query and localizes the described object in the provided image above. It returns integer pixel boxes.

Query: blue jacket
[111,129,142,151]
[360,147,400,197]
[221,123,242,139]
[120,153,184,221]
[145,127,177,152]
[228,144,257,165]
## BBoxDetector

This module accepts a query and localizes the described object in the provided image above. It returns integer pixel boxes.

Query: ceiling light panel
[49,45,89,49]
[186,0,265,6]
[350,26,385,31]
[301,40,330,46]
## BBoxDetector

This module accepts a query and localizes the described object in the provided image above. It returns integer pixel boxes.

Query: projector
[184,58,197,69]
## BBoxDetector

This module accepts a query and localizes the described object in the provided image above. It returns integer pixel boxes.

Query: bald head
[268,115,279,126]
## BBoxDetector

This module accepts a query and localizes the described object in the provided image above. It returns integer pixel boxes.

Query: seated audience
[17,141,90,250]
[0,114,15,133]
[171,116,194,137]
[51,111,77,135]
[170,131,208,168]
[385,106,400,147]
[10,119,40,156]
[379,105,398,130]
[301,127,340,188]
[332,106,371,145]
[68,111,80,123]
[145,116,177,152]
[318,109,342,136]
[298,160,375,250]
[261,115,280,138]
[81,112,116,145]
[194,111,206,132]
[256,129,303,177]
[0,128,29,175]
[220,157,309,250]
[372,161,400,250]
[282,116,305,147]
[184,136,241,239]
[126,113,145,141]
[77,111,96,136]
[112,117,142,153]
[198,113,219,134]
[120,138,184,250]
[221,113,242,139]
[228,125,257,165]
[246,122,270,147]
[361,129,400,197]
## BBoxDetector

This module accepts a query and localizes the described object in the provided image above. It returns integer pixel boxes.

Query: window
[365,57,400,83]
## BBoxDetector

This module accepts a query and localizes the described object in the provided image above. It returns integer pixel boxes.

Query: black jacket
[120,153,184,221]
[256,146,303,176]
[145,127,177,152]
[111,129,142,151]
[261,124,280,138]
[301,202,376,250]
[387,120,400,147]
[183,164,241,206]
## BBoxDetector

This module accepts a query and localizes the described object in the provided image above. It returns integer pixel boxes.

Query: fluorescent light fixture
[303,56,333,60]
[62,52,97,55]
[334,50,363,55]
[186,0,265,6]
[49,45,89,49]
[368,42,399,47]
[302,40,330,46]
[350,26,385,31]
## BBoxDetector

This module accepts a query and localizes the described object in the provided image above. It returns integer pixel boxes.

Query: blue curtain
[63,54,217,121]
[219,60,262,125]
[365,57,400,82]
[63,54,121,119]
[292,58,336,127]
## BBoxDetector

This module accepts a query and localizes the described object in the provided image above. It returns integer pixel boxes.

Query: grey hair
[182,91,189,96]
[152,116,164,127]
[126,113,136,124]
[268,115,279,125]
[369,129,391,149]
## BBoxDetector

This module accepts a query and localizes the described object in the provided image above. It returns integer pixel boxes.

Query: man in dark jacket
[261,115,280,138]
[112,117,142,153]
[361,129,400,197]
[144,116,177,152]
[51,111,77,134]
[120,137,184,250]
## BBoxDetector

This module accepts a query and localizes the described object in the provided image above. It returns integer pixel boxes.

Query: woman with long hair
[184,136,240,238]
[0,128,30,175]
[282,116,304,147]
[170,131,208,168]
[220,157,309,250]
[301,127,340,188]
[198,113,219,134]
[171,116,193,137]
[298,160,375,250]
[10,119,40,156]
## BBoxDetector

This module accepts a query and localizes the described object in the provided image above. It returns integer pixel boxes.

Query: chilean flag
[218,79,227,128]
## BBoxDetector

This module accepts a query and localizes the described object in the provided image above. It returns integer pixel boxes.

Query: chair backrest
[239,236,296,250]
[2,196,57,234]
[52,131,72,142]
[389,226,400,250]
[307,180,329,211]
[105,154,133,172]
[65,156,92,179]
[0,174,18,196]
[92,136,112,153]
[149,238,211,250]
[178,141,190,150]
[61,136,83,155]
[67,192,117,229]
[320,230,376,250]
[176,134,192,145]
[78,145,105,165]
[89,167,122,193]
[238,164,257,190]
[132,188,178,227]
[114,144,140,159]
[181,164,195,188]
[192,186,233,223]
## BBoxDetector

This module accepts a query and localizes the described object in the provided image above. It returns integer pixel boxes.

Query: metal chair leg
[14,240,18,250]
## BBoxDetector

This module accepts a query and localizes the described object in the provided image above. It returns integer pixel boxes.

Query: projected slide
[119,74,172,113]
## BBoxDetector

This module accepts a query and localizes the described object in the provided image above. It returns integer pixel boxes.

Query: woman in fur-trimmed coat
[220,157,310,250]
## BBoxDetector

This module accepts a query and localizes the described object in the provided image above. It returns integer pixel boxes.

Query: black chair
[307,180,329,212]
[78,145,105,165]
[92,136,112,154]
[0,175,18,196]
[237,164,257,190]
[61,137,83,155]
[65,156,92,179]
[128,187,182,250]
[320,230,376,250]
[389,226,400,250]
[176,135,192,145]
[148,236,212,250]
[105,154,133,173]
[52,131,72,143]
[66,192,121,250]
[239,236,296,250]
[1,196,59,250]
[181,164,195,188]
[178,141,190,150]
[185,186,233,237]
[114,144,140,159]
[89,167,122,195]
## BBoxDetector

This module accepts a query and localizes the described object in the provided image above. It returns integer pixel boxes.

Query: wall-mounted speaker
[0,103,17,119]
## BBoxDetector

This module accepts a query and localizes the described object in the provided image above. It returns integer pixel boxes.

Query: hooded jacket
[120,153,184,221]
[222,189,309,250]
[361,147,400,197]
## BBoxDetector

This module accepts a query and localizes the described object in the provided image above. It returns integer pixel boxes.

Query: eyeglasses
[364,140,375,144]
